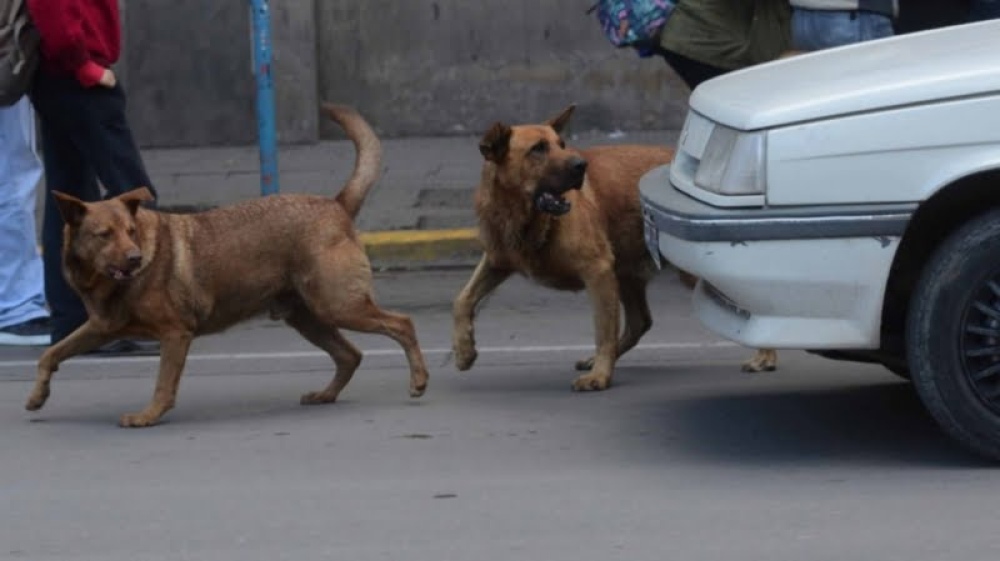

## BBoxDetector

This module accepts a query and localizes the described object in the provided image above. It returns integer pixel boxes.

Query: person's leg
[792,9,893,51]
[856,12,895,42]
[60,82,157,201]
[30,76,103,344]
[30,73,159,354]
[656,48,731,90]
[792,9,858,50]
[0,97,49,345]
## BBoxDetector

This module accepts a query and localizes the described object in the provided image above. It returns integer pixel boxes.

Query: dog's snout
[126,249,142,266]
[570,157,587,174]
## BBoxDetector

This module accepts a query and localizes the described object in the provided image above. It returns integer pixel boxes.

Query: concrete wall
[124,0,318,147]
[122,0,692,148]
[314,0,688,140]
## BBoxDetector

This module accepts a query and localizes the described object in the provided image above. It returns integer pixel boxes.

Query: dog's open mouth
[107,267,136,281]
[534,167,585,216]
[534,191,572,216]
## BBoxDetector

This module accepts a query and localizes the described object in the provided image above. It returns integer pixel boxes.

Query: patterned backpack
[588,0,676,57]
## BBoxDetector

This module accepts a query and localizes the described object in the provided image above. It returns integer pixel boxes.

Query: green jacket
[659,0,792,71]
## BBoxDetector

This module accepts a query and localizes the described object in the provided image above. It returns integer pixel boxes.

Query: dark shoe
[82,339,161,357]
[0,317,52,347]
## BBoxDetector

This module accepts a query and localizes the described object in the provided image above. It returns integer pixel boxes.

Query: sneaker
[0,317,52,347]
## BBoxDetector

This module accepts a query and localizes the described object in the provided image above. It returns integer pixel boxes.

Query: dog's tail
[322,103,382,219]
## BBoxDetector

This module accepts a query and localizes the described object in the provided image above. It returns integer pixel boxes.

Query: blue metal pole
[249,0,279,196]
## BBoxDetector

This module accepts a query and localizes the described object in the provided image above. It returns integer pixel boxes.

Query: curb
[359,228,482,271]
[155,205,482,271]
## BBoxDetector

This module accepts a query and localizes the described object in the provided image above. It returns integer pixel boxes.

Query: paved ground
[1,270,996,561]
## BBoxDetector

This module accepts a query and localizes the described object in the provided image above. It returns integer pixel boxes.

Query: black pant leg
[30,72,156,343]
[61,83,156,200]
[31,94,102,342]
[657,48,731,91]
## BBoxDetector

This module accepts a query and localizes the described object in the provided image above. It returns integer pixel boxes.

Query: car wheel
[907,208,1000,461]
[884,364,911,380]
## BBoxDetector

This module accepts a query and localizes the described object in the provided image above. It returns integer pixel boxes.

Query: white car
[639,19,1000,460]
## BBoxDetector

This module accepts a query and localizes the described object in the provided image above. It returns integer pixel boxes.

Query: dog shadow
[21,386,425,431]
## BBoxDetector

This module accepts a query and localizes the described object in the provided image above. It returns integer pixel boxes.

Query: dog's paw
[453,344,478,371]
[575,356,595,372]
[409,383,427,399]
[119,412,161,428]
[571,372,612,392]
[409,373,429,398]
[741,349,778,373]
[300,391,337,406]
[25,386,50,411]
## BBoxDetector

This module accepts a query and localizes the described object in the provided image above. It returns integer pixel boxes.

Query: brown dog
[451,106,777,390]
[452,106,675,390]
[25,104,430,427]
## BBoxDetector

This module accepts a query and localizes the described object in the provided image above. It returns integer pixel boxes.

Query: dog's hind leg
[618,277,653,358]
[286,311,363,405]
[25,320,116,412]
[332,298,430,398]
[297,244,429,398]
[119,332,193,427]
[452,256,511,371]
[577,276,652,371]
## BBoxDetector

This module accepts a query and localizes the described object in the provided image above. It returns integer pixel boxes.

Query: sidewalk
[41,128,680,269]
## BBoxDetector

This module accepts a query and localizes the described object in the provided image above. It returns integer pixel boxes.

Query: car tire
[907,208,1000,461]
[884,364,911,380]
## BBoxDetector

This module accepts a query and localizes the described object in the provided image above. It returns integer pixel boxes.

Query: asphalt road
[1,270,997,561]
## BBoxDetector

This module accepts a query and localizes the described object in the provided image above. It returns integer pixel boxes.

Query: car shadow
[629,372,993,468]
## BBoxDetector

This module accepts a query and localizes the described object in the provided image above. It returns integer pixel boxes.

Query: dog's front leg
[25,320,116,412]
[573,266,619,391]
[452,256,511,370]
[119,333,193,428]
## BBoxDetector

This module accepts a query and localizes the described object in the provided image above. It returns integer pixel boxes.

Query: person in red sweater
[27,0,159,355]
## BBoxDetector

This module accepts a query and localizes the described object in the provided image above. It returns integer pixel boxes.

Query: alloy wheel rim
[960,270,1000,415]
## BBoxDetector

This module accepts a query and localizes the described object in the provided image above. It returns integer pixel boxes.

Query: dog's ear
[117,187,156,216]
[52,191,88,227]
[545,104,576,134]
[479,122,512,163]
